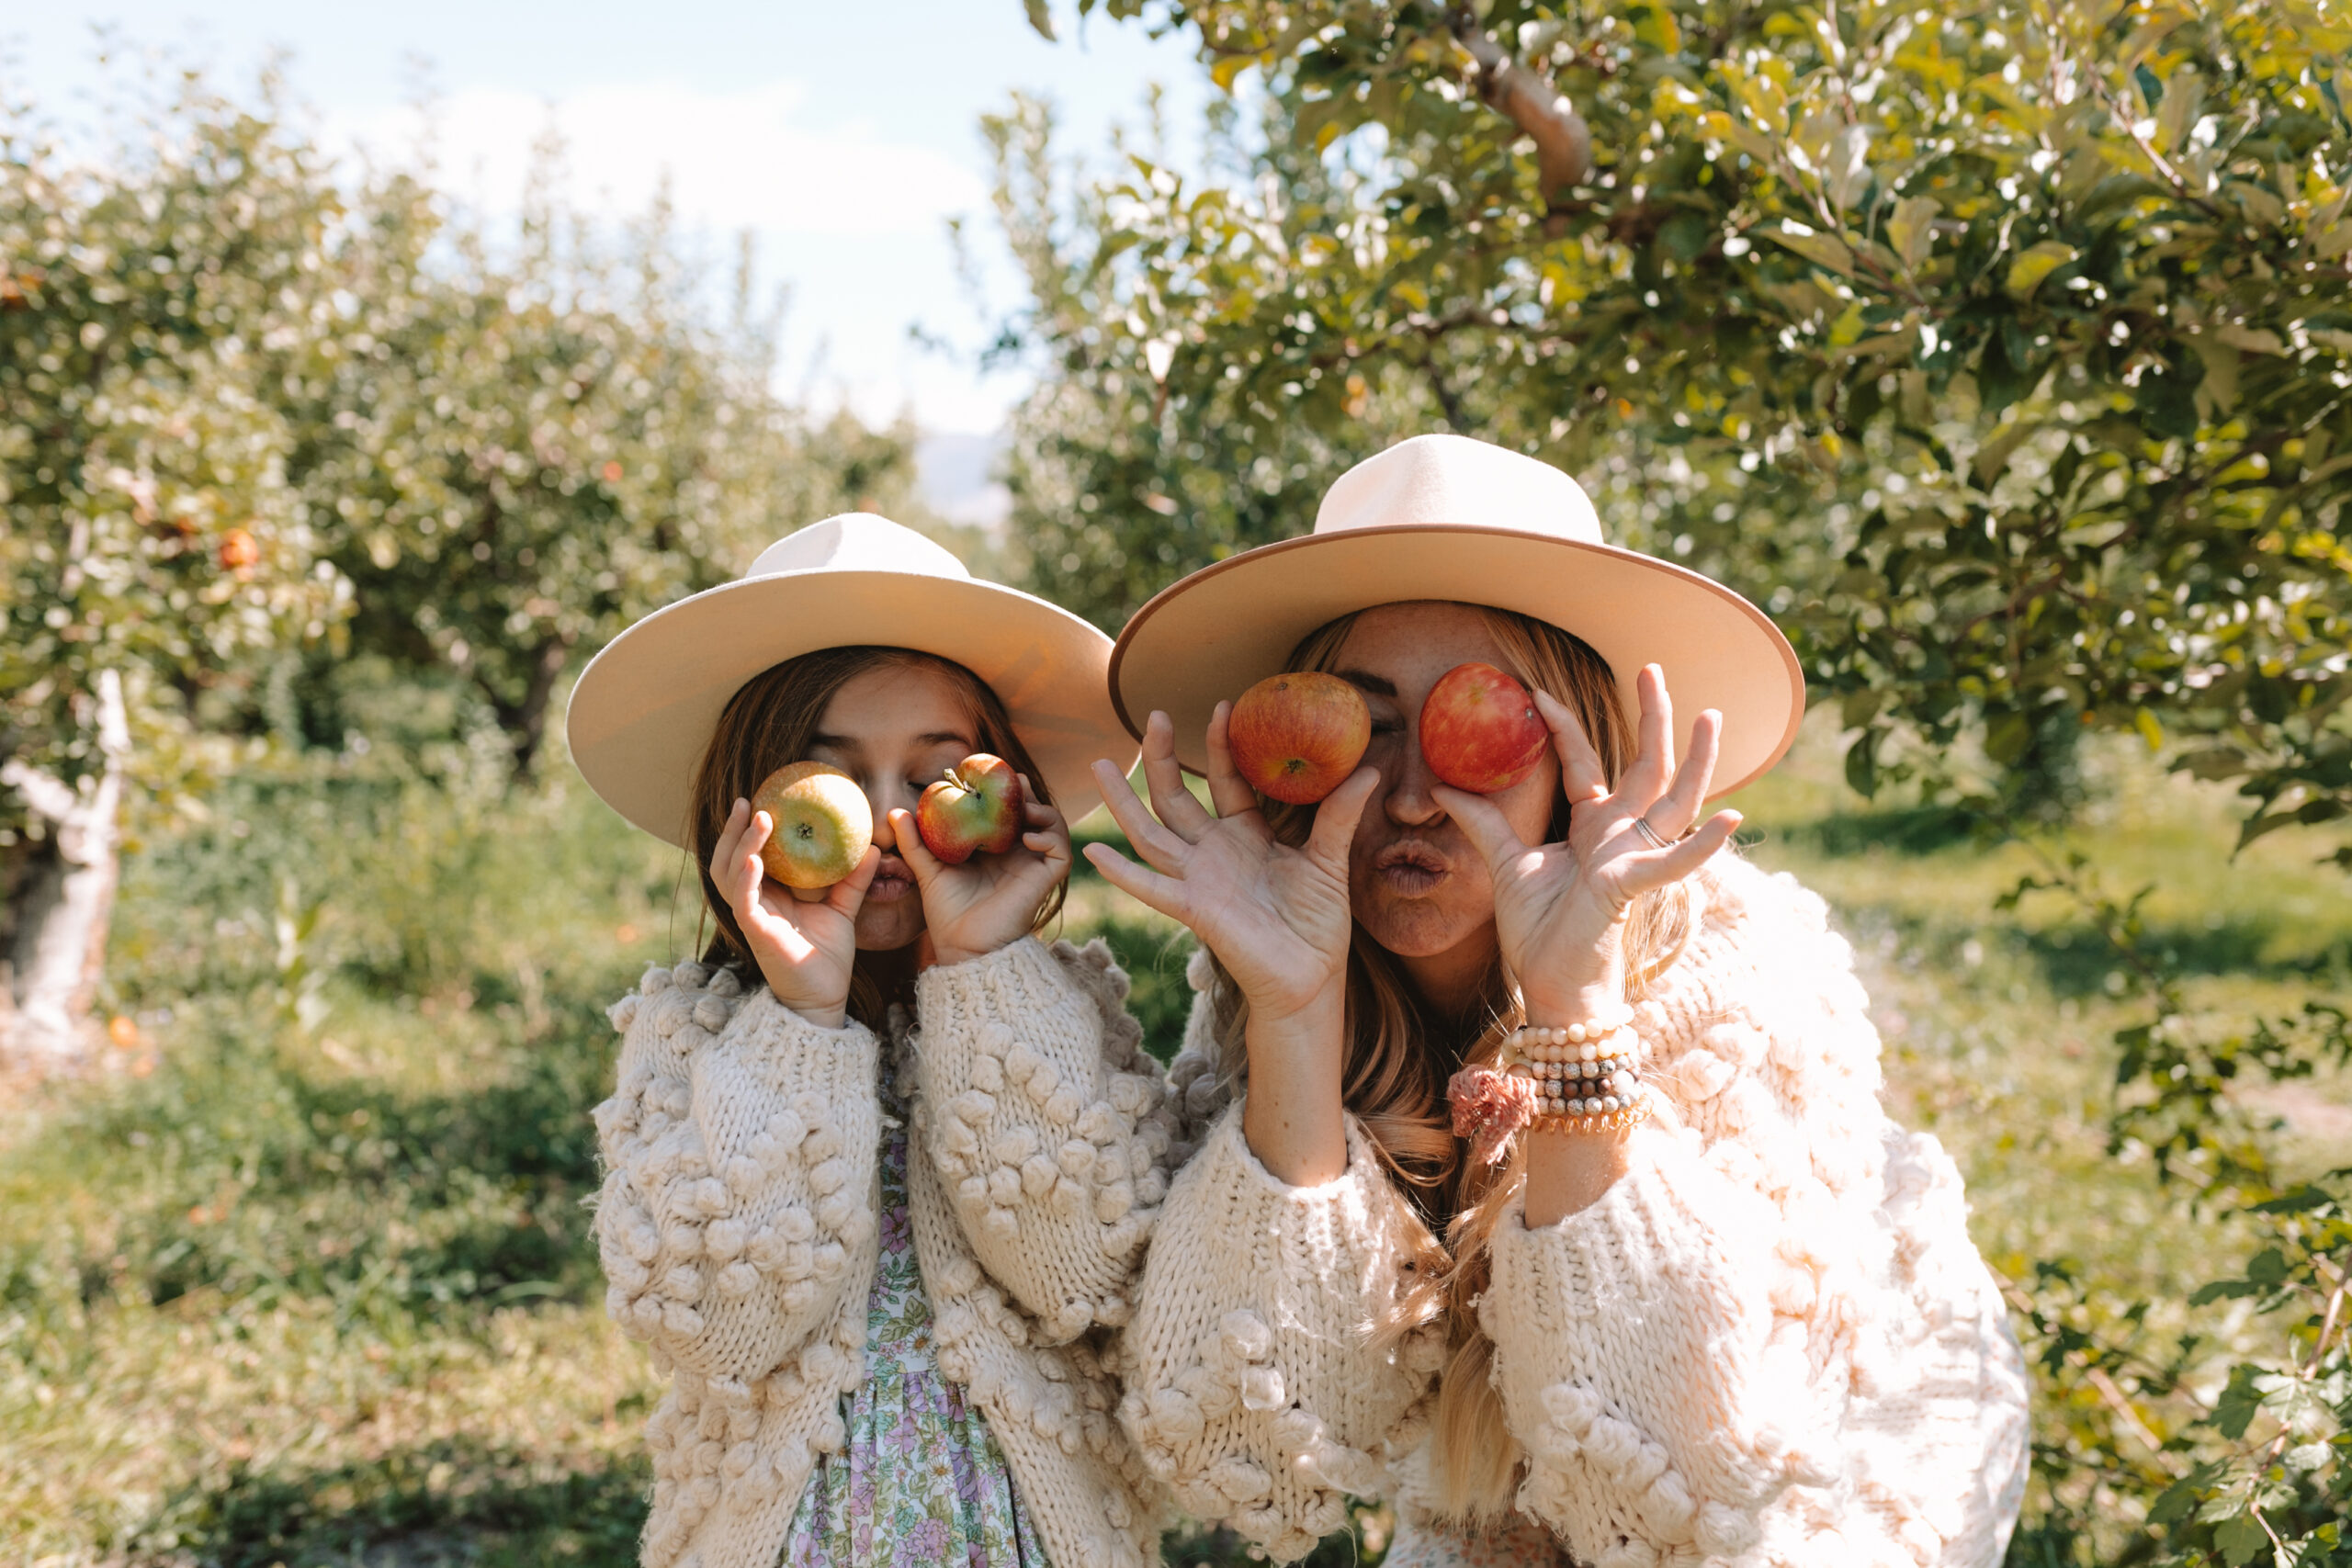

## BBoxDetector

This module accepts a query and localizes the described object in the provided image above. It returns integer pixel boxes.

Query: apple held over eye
[1227,671,1372,805]
[751,761,874,889]
[1420,662,1550,794]
[916,753,1024,864]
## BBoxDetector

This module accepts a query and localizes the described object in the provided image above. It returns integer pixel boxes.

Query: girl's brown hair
[1204,604,1696,1523]
[687,646,1064,1030]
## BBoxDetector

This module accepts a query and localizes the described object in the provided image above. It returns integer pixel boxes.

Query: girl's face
[1330,602,1559,995]
[804,660,984,953]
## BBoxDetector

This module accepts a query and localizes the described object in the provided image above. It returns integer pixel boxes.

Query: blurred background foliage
[4,3,2351,1564]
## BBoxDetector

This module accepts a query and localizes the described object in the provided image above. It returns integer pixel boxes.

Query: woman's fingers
[1532,689,1609,804]
[1203,701,1260,819]
[1623,664,1677,804]
[1644,709,1724,838]
[1141,711,1215,837]
[1301,764,1379,871]
[1080,840,1189,922]
[1646,809,1741,883]
[1090,758,1193,874]
[1429,783,1532,873]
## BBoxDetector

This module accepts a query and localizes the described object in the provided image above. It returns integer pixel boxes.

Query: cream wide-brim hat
[1109,434,1804,798]
[569,513,1133,847]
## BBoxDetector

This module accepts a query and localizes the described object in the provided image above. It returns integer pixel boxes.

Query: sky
[6,2,1207,491]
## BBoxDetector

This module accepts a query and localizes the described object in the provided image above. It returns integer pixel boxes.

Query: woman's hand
[1085,707,1374,1184]
[1435,664,1741,1018]
[708,796,881,1030]
[1083,707,1375,1024]
[894,778,1072,968]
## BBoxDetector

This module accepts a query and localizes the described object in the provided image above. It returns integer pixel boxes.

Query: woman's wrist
[1240,982,1348,1186]
[1521,983,1628,1024]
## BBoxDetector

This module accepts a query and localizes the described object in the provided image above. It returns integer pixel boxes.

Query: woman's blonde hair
[687,646,1064,1031]
[1203,604,1694,1523]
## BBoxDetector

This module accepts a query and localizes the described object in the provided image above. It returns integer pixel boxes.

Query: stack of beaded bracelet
[1505,1015,1655,1134]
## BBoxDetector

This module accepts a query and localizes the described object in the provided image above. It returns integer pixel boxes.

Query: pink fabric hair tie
[1448,1065,1537,1168]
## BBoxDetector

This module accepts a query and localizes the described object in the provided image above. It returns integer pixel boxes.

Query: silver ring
[1633,816,1671,850]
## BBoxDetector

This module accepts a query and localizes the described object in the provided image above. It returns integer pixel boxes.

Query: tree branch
[1437,3,1590,199]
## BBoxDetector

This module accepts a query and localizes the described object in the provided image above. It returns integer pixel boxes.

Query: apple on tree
[1226,671,1372,805]
[752,761,875,888]
[916,753,1024,864]
[1419,662,1549,794]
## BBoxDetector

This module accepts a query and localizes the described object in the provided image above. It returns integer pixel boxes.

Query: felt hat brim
[570,568,1132,848]
[1108,525,1804,798]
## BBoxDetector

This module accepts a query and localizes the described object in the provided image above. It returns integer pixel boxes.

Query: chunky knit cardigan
[589,939,1182,1568]
[1121,857,2031,1566]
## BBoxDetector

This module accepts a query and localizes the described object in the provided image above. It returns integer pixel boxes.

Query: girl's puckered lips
[865,856,918,904]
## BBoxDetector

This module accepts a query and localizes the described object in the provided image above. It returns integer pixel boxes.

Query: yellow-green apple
[1419,662,1549,793]
[752,761,874,889]
[916,753,1024,863]
[1227,671,1372,805]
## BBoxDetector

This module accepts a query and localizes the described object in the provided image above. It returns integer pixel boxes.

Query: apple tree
[289,175,927,776]
[0,75,348,1066]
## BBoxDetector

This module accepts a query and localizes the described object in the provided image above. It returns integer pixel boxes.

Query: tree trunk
[1,669,130,1073]
[485,635,576,779]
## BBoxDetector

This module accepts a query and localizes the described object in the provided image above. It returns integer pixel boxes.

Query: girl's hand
[895,778,1072,968]
[1083,706,1377,1024]
[1435,664,1741,1017]
[708,796,881,1030]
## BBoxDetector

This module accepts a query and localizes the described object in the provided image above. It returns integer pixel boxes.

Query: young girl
[1088,436,2029,1566]
[566,514,1172,1568]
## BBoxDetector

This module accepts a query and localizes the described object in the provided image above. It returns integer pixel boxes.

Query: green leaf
[1023,0,1057,40]
[2214,1510,2270,1567]
[1762,222,1857,277]
[2005,241,2078,300]
[2214,1364,2267,1440]
[1659,210,1710,262]
[1844,728,1880,798]
[2135,366,2199,440]
[1985,712,2032,766]
[1885,196,1940,272]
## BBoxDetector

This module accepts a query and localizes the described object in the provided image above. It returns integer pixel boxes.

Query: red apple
[1227,671,1372,805]
[752,761,874,889]
[1419,662,1549,794]
[916,753,1023,864]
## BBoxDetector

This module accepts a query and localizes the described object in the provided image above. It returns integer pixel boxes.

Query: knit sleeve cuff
[917,935,1097,1035]
[1483,1136,1826,1559]
[1120,1101,1441,1562]
[592,964,882,1385]
[912,934,1181,1341]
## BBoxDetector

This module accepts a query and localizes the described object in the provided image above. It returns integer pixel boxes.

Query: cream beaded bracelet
[1447,1010,1653,1165]
[1506,1020,1652,1133]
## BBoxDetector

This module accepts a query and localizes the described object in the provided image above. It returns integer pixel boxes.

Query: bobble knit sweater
[589,939,1182,1568]
[1122,857,2031,1566]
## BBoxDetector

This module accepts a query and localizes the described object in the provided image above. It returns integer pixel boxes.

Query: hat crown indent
[1314,433,1601,544]
[744,513,970,582]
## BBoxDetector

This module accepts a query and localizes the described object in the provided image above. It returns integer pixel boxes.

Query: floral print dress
[779,1058,1049,1568]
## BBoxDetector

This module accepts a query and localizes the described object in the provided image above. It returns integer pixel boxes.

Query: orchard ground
[3,712,2346,1567]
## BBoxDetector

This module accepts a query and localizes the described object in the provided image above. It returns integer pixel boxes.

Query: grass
[2,715,2345,1566]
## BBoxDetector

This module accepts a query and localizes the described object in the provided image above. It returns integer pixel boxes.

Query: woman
[1087,435,2030,1566]
[566,514,1170,1568]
